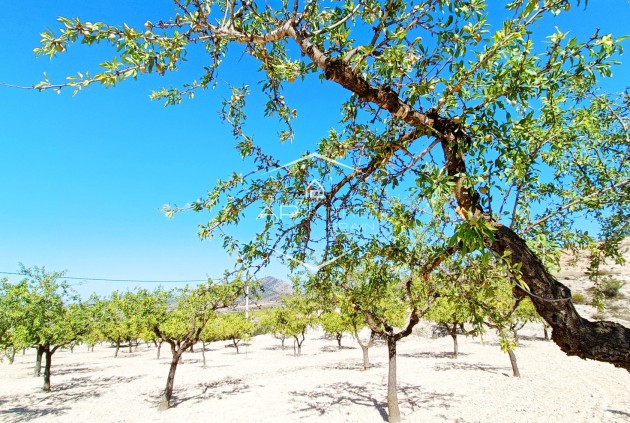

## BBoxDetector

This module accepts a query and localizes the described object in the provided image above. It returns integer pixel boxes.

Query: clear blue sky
[1,1,629,297]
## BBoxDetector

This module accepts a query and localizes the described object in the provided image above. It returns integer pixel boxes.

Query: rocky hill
[235,276,292,308]
[555,237,630,323]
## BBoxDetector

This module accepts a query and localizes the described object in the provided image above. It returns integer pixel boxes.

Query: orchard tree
[204,312,254,354]
[313,254,435,423]
[279,293,319,356]
[258,306,292,349]
[101,289,162,357]
[319,309,353,349]
[0,277,21,363]
[153,281,242,410]
[426,255,490,359]
[22,0,630,380]
[6,266,86,391]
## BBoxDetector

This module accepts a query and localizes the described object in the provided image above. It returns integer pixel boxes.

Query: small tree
[204,312,254,354]
[280,293,318,357]
[7,265,86,391]
[475,258,542,378]
[258,307,291,349]
[153,281,241,410]
[426,257,487,359]
[319,310,353,350]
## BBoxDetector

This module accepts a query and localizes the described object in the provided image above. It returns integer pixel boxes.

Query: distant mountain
[236,276,292,306]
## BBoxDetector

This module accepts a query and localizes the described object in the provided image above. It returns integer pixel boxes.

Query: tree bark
[293,332,305,356]
[507,349,521,377]
[355,329,376,370]
[128,339,132,354]
[159,348,182,411]
[34,345,44,377]
[7,346,15,364]
[450,323,459,359]
[114,341,120,358]
[492,224,630,370]
[336,333,342,349]
[201,341,207,368]
[361,346,370,369]
[157,340,163,360]
[42,347,53,392]
[233,338,240,354]
[386,336,401,423]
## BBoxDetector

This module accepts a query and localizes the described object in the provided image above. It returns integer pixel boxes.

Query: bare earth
[1,324,629,423]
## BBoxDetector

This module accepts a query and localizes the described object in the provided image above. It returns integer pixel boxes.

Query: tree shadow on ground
[320,345,357,353]
[322,360,384,371]
[517,335,546,342]
[0,405,70,422]
[53,366,97,376]
[399,351,469,359]
[0,375,138,422]
[433,361,507,375]
[608,409,630,419]
[289,381,456,421]
[172,377,250,407]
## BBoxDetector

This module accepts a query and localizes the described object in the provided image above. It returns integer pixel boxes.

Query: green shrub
[601,277,625,299]
[572,292,587,304]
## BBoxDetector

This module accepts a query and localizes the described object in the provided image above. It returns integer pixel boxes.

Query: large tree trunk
[42,348,53,392]
[336,333,342,350]
[34,345,44,377]
[492,224,630,370]
[114,340,120,358]
[507,349,521,377]
[128,339,132,354]
[159,349,182,411]
[157,340,163,360]
[386,336,401,423]
[429,111,630,371]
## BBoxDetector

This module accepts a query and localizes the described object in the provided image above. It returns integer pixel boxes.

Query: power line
[0,271,225,284]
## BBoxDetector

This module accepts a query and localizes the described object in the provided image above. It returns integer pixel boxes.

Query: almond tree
[280,293,319,357]
[4,266,87,391]
[153,281,241,410]
[319,309,353,350]
[203,312,254,354]
[25,0,630,375]
[258,306,291,350]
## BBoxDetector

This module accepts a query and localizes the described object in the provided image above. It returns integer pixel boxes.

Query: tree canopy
[24,0,630,371]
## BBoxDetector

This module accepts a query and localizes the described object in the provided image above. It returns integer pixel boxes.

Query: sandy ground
[1,324,629,423]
